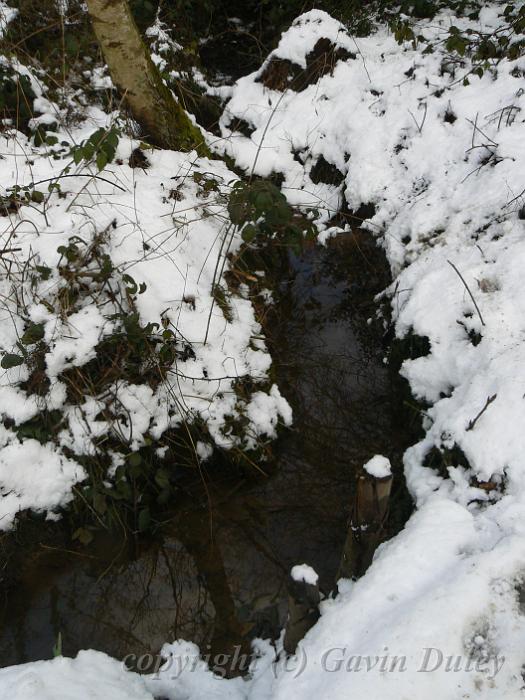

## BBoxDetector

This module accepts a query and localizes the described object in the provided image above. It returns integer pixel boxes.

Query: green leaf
[82,142,95,161]
[155,468,170,489]
[1,353,24,369]
[116,478,132,499]
[128,452,142,468]
[31,190,45,204]
[21,322,45,345]
[241,223,258,243]
[89,128,105,146]
[106,130,119,148]
[96,150,108,171]
[129,461,143,478]
[72,527,94,546]
[157,487,172,505]
[36,265,52,280]
[159,344,175,365]
[93,491,107,515]
[123,274,138,295]
[138,507,151,532]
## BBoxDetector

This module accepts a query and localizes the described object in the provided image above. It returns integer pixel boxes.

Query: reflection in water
[0,234,409,670]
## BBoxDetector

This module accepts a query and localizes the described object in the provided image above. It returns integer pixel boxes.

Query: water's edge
[0,231,414,671]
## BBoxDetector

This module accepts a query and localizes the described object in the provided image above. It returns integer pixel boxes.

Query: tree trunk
[85,0,208,155]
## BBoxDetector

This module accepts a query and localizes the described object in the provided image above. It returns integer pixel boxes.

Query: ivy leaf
[241,223,258,243]
[128,452,142,468]
[123,274,138,295]
[21,322,45,345]
[30,190,45,204]
[72,527,94,546]
[1,354,24,369]
[36,265,52,280]
[155,468,170,489]
[93,491,107,515]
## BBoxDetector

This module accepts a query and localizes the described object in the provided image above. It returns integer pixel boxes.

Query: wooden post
[338,462,393,581]
[283,565,320,655]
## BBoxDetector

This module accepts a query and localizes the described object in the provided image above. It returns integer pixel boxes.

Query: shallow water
[0,234,410,670]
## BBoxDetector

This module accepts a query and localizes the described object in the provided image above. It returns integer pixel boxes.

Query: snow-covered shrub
[0,39,292,532]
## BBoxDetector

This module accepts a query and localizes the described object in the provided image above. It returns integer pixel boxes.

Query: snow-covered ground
[0,82,290,530]
[3,2,525,698]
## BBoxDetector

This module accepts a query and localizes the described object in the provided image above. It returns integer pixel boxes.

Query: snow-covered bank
[220,3,525,512]
[3,2,525,699]
[0,651,154,700]
[167,5,525,697]
[0,111,290,529]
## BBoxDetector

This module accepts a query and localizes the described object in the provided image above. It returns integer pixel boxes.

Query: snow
[0,1,16,36]
[0,106,291,527]
[0,432,85,529]
[3,3,525,699]
[0,651,153,700]
[363,454,391,479]
[291,564,319,586]
[45,306,110,378]
[174,5,525,697]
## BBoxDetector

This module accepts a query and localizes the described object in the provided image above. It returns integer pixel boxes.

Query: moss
[173,78,223,135]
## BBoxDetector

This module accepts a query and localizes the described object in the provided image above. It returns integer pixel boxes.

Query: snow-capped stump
[284,564,320,655]
[257,37,355,93]
[291,563,319,586]
[339,456,393,581]
[363,454,392,479]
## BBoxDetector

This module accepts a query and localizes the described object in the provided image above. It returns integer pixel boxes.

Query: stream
[0,232,411,671]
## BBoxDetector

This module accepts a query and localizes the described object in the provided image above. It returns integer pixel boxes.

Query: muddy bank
[0,231,413,671]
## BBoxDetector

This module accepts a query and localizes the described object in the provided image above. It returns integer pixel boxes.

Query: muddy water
[0,234,410,670]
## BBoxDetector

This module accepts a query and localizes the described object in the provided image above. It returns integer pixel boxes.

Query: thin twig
[408,102,427,134]
[466,394,497,431]
[28,173,126,192]
[447,259,485,326]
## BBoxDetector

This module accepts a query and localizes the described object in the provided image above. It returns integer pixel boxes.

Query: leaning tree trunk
[85,0,208,155]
